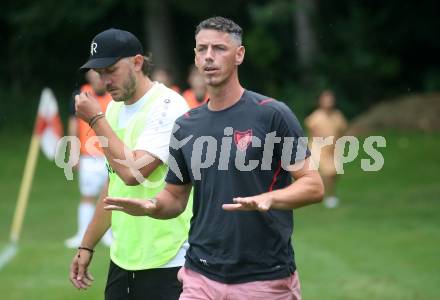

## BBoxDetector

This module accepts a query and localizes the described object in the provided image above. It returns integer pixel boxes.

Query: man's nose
[205,47,214,62]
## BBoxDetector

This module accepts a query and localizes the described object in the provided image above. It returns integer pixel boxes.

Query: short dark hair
[195,17,243,45]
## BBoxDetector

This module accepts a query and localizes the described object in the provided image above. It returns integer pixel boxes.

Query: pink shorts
[177,267,301,300]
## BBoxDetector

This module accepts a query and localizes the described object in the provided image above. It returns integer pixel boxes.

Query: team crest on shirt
[234,129,253,151]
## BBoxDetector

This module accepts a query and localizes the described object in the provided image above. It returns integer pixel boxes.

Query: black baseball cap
[80,28,144,71]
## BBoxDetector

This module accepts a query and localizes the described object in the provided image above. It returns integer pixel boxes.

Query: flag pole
[1,132,40,270]
[10,134,41,243]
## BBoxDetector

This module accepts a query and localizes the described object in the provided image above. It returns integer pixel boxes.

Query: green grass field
[0,131,439,299]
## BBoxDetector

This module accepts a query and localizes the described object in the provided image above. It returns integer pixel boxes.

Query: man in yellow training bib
[69,28,191,300]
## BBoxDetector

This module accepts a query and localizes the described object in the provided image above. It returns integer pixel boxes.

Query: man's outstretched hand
[104,197,157,216]
[222,194,273,212]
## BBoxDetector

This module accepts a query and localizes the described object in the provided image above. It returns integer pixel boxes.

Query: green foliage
[0,86,40,133]
[248,0,293,23]
[245,27,281,70]
[0,86,70,134]
[314,2,402,110]
[2,0,118,87]
[172,0,246,17]
[423,69,440,92]
[0,1,439,125]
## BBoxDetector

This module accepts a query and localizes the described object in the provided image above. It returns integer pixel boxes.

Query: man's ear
[235,46,245,66]
[133,55,144,71]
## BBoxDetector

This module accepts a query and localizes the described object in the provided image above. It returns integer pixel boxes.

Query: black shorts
[105,260,182,300]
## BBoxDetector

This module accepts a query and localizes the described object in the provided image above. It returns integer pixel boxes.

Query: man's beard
[114,70,137,102]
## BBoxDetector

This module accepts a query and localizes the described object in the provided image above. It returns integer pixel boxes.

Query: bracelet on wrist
[90,114,105,129]
[88,112,104,127]
[78,246,95,254]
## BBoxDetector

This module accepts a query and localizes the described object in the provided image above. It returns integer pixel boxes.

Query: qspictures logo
[54,124,386,187]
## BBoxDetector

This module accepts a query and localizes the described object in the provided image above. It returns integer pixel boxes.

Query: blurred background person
[65,70,113,248]
[182,65,208,109]
[305,90,348,208]
[151,67,181,93]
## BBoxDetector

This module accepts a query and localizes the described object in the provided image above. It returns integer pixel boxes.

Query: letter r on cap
[91,42,97,55]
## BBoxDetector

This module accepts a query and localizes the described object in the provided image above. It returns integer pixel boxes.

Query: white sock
[78,202,95,238]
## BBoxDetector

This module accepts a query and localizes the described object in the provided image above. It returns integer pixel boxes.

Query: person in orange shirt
[65,70,113,248]
[182,65,208,109]
[305,90,348,208]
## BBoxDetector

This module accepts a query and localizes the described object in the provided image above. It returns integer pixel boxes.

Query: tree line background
[1,0,439,132]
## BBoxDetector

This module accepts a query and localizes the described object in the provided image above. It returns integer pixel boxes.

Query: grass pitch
[0,131,439,299]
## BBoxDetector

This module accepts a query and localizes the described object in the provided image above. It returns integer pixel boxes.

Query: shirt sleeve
[134,96,189,163]
[273,102,311,165]
[165,121,192,185]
